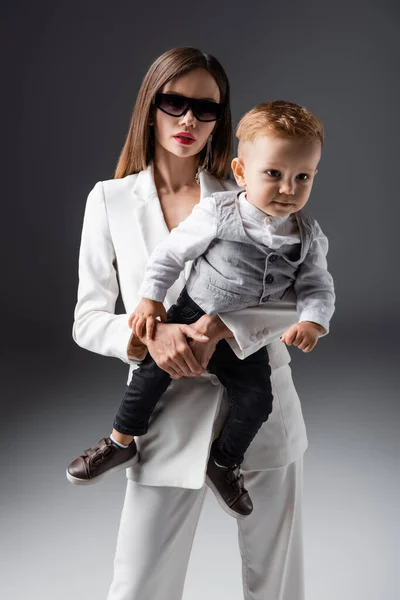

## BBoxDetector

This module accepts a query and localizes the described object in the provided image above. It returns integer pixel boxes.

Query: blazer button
[263,327,270,336]
[250,334,258,342]
[266,274,274,284]
[210,375,220,386]
[256,332,263,341]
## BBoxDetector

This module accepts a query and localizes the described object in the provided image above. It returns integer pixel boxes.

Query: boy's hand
[128,298,167,340]
[281,321,326,353]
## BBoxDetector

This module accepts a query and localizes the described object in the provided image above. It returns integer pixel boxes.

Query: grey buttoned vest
[186,191,316,314]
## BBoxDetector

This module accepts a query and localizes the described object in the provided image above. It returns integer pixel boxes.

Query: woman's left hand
[189,314,233,369]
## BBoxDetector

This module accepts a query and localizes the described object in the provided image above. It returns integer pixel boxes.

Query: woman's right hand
[139,322,209,380]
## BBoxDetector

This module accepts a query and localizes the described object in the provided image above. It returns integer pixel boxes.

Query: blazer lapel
[133,165,235,258]
[133,164,170,258]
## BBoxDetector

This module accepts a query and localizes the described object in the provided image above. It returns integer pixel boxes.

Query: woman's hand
[139,321,209,379]
[188,314,234,369]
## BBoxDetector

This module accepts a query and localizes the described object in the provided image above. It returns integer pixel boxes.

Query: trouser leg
[208,341,273,467]
[113,289,205,436]
[237,457,305,600]
[107,480,207,600]
[113,351,172,436]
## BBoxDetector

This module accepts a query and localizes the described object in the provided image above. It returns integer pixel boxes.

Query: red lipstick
[173,132,195,145]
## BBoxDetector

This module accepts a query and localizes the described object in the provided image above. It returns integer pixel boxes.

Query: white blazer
[73,165,308,488]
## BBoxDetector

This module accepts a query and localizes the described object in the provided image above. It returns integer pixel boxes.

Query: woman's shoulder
[101,173,140,200]
[85,172,145,211]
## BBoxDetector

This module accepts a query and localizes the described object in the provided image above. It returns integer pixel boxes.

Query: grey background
[2,1,399,599]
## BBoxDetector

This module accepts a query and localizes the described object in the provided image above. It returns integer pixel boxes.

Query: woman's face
[153,68,220,160]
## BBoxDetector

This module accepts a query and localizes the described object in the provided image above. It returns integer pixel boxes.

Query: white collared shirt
[237,192,300,249]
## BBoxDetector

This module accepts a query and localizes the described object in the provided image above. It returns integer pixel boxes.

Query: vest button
[269,255,278,262]
[266,274,274,284]
[262,296,269,303]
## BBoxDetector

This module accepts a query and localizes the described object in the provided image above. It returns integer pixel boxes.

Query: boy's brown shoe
[66,437,139,485]
[206,456,253,519]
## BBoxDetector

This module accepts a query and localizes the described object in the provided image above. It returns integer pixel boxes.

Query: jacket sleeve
[221,222,335,360]
[293,220,336,333]
[218,291,299,360]
[72,182,143,364]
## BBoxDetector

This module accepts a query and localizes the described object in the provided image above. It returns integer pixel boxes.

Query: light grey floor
[1,332,398,600]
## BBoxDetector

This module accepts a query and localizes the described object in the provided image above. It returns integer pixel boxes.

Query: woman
[73,47,307,600]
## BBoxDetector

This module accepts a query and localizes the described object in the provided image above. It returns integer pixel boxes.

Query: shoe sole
[66,452,140,486]
[205,475,252,520]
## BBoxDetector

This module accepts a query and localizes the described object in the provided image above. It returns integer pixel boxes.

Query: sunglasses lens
[155,93,224,121]
[193,100,223,122]
[156,94,187,116]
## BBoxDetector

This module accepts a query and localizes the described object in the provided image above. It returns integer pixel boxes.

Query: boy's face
[232,134,322,218]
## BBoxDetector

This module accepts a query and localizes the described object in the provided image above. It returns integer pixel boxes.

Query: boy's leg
[237,458,305,600]
[67,291,204,485]
[204,341,273,518]
[113,290,205,436]
[67,328,172,485]
[67,334,173,484]
[113,350,172,437]
[107,480,207,600]
[207,341,273,467]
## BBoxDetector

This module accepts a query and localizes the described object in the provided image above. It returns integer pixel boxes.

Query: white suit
[73,165,308,599]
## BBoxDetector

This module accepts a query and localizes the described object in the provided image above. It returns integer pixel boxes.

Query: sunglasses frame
[153,92,225,122]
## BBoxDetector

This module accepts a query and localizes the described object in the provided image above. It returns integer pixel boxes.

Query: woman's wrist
[127,329,148,361]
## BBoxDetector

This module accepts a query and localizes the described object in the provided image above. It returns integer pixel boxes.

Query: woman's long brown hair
[114,47,232,180]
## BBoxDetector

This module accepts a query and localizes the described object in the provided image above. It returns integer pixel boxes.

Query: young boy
[67,100,335,519]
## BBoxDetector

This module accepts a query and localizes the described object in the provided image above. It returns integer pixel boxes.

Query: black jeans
[113,288,273,467]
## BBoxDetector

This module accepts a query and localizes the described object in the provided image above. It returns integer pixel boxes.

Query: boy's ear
[231,157,246,187]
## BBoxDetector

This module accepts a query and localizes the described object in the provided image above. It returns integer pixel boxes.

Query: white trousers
[107,457,304,600]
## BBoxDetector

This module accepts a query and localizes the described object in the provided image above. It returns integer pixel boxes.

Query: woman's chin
[165,143,201,159]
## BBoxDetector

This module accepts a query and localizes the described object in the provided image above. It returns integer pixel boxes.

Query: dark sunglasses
[153,93,225,122]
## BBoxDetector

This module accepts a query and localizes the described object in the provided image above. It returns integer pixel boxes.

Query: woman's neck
[153,146,199,194]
